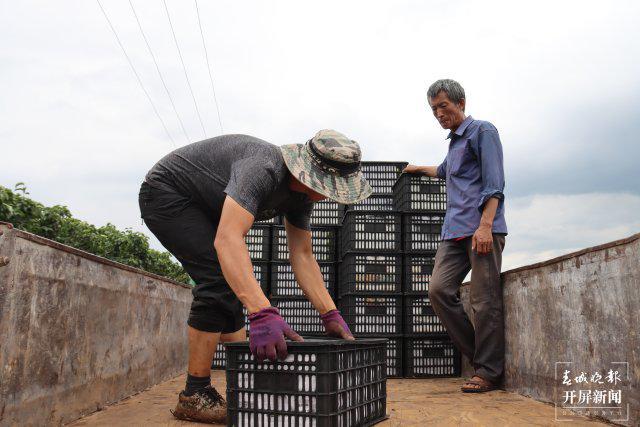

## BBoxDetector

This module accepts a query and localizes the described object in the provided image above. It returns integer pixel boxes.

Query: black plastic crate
[255,215,282,225]
[245,225,272,261]
[271,297,325,336]
[385,336,403,379]
[392,174,447,212]
[310,199,346,226]
[403,296,447,335]
[339,295,403,336]
[211,342,226,369]
[403,254,435,294]
[341,211,401,255]
[402,213,444,253]
[253,261,271,294]
[346,194,395,212]
[403,337,461,378]
[272,226,338,262]
[239,307,251,333]
[339,253,402,296]
[361,161,408,195]
[226,338,388,427]
[270,262,337,298]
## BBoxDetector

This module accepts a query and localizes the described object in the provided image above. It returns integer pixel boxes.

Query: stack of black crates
[338,162,406,378]
[392,172,461,378]
[214,161,461,379]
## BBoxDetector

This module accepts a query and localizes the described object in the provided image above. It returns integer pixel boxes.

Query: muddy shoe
[171,385,226,424]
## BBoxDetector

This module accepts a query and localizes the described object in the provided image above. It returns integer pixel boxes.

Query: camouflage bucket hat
[280,129,372,205]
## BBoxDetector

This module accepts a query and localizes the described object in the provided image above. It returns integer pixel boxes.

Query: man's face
[428,91,466,131]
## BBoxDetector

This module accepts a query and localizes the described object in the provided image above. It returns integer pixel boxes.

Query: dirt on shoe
[171,385,226,424]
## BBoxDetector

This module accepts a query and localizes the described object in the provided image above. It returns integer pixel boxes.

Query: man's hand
[472,225,493,255]
[403,164,423,174]
[321,309,355,340]
[403,164,439,177]
[473,197,499,256]
[249,307,304,362]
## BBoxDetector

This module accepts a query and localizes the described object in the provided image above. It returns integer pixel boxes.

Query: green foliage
[0,184,190,284]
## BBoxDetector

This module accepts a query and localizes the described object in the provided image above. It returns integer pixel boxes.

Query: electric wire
[96,0,176,146]
[129,0,190,143]
[162,0,207,138]
[194,0,224,134]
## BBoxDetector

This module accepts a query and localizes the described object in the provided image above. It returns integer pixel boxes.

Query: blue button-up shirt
[436,116,508,240]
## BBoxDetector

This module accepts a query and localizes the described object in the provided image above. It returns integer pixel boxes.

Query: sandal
[461,375,497,393]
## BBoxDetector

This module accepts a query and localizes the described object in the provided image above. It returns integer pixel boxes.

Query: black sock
[184,374,211,396]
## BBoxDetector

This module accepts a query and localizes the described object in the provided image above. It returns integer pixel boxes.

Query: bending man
[139,130,371,423]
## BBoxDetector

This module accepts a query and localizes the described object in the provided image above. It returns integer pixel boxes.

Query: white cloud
[1,0,639,265]
[503,193,640,270]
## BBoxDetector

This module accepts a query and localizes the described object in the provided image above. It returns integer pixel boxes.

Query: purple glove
[321,309,355,340]
[248,307,303,362]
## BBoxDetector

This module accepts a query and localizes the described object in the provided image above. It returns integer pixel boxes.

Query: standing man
[404,79,507,393]
[139,130,371,423]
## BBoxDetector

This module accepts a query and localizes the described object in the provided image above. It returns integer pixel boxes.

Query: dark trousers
[138,182,244,333]
[429,235,506,383]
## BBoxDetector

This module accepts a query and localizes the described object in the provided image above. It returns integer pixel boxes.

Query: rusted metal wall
[460,233,640,425]
[0,223,192,426]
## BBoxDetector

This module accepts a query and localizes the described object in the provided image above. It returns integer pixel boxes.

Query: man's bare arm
[403,164,439,177]
[285,219,336,315]
[214,196,271,314]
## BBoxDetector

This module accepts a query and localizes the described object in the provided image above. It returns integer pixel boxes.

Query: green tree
[0,184,190,284]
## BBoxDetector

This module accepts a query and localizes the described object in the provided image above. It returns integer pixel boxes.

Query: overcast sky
[1,0,639,271]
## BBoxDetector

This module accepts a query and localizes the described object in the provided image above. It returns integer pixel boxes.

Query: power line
[162,0,207,138]
[194,0,224,134]
[96,0,176,146]
[129,0,190,143]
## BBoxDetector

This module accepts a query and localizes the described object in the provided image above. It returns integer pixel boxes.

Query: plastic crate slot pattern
[242,307,250,332]
[255,216,282,225]
[245,225,271,261]
[211,343,226,369]
[403,255,435,294]
[404,296,447,335]
[232,400,385,427]
[403,214,444,253]
[271,299,325,335]
[404,338,461,378]
[360,162,408,195]
[252,262,270,294]
[339,295,402,335]
[341,212,401,254]
[271,262,336,298]
[393,175,447,212]
[311,199,346,226]
[226,340,387,426]
[339,254,402,295]
[272,226,337,262]
[346,195,394,212]
[385,337,403,379]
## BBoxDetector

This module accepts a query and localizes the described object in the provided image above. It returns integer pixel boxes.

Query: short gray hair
[427,79,466,109]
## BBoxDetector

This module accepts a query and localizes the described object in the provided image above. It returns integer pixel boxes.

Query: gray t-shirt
[144,134,313,230]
